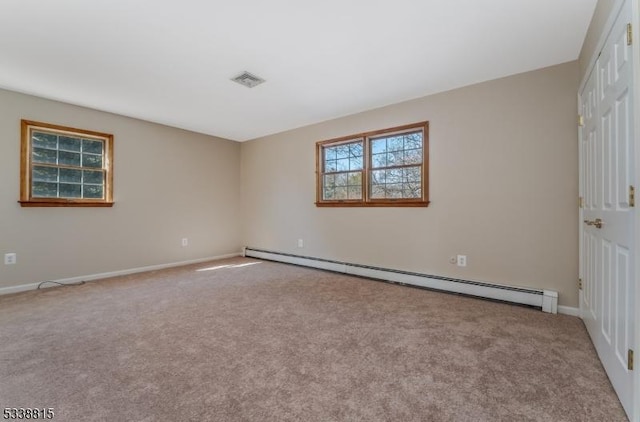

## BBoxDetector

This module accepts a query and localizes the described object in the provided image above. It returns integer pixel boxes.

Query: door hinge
[579,196,584,208]
[578,278,583,290]
[629,349,634,371]
[578,115,585,127]
[627,23,633,46]
[630,186,635,207]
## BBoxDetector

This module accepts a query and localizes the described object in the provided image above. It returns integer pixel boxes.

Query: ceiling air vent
[231,71,266,88]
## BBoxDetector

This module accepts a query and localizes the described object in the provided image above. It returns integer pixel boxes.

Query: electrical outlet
[297,239,304,248]
[181,238,188,247]
[449,256,457,264]
[457,255,467,267]
[4,253,17,265]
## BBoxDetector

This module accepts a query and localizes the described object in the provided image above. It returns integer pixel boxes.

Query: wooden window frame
[19,120,114,207]
[316,121,429,207]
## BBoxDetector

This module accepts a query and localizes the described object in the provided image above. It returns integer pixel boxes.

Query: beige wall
[241,61,580,307]
[579,0,618,77]
[0,62,582,306]
[0,88,241,289]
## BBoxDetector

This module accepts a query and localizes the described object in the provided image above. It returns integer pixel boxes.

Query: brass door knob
[584,218,603,229]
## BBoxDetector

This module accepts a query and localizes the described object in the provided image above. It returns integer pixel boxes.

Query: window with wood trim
[20,120,114,207]
[316,122,429,207]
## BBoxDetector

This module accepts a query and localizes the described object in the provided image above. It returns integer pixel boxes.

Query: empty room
[1,0,639,421]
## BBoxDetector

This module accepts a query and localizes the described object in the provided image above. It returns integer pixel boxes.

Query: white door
[580,1,636,418]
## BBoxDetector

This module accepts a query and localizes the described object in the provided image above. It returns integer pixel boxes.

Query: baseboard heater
[243,247,558,314]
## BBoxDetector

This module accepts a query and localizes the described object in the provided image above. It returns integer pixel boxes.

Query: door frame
[578,0,640,420]
[632,0,640,420]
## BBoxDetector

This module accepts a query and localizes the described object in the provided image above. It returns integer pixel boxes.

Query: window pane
[387,168,402,184]
[59,136,81,152]
[32,166,58,182]
[403,185,421,198]
[334,186,347,199]
[82,154,102,168]
[403,166,421,183]
[323,174,335,188]
[349,143,363,157]
[33,182,57,197]
[371,169,386,184]
[83,170,104,185]
[324,141,362,174]
[370,183,385,199]
[386,184,403,198]
[347,171,361,186]
[335,145,350,159]
[387,136,404,152]
[371,138,386,154]
[324,147,337,161]
[386,152,400,166]
[335,173,347,186]
[336,158,349,172]
[59,151,81,167]
[32,147,57,164]
[369,166,422,200]
[323,186,335,200]
[60,168,82,183]
[349,155,363,170]
[83,139,103,154]
[325,171,362,186]
[404,133,422,150]
[372,153,387,168]
[83,184,104,199]
[347,186,362,199]
[32,132,57,149]
[404,148,422,165]
[371,130,423,168]
[59,183,81,198]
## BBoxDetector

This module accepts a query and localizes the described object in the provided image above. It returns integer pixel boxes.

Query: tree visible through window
[322,140,364,200]
[20,120,114,207]
[316,122,428,207]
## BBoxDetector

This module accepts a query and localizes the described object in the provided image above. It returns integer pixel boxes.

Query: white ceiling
[0,0,597,141]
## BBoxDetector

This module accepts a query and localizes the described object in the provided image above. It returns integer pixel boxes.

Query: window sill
[315,201,429,208]
[19,200,114,208]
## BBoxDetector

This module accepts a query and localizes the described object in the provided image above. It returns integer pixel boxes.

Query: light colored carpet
[0,257,627,421]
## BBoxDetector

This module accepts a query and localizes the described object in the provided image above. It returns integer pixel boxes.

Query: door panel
[601,239,612,343]
[617,91,631,208]
[615,245,630,365]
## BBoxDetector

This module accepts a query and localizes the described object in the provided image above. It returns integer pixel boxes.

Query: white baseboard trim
[557,305,580,317]
[0,252,241,296]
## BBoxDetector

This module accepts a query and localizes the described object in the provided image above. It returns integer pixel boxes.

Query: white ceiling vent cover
[231,71,266,88]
